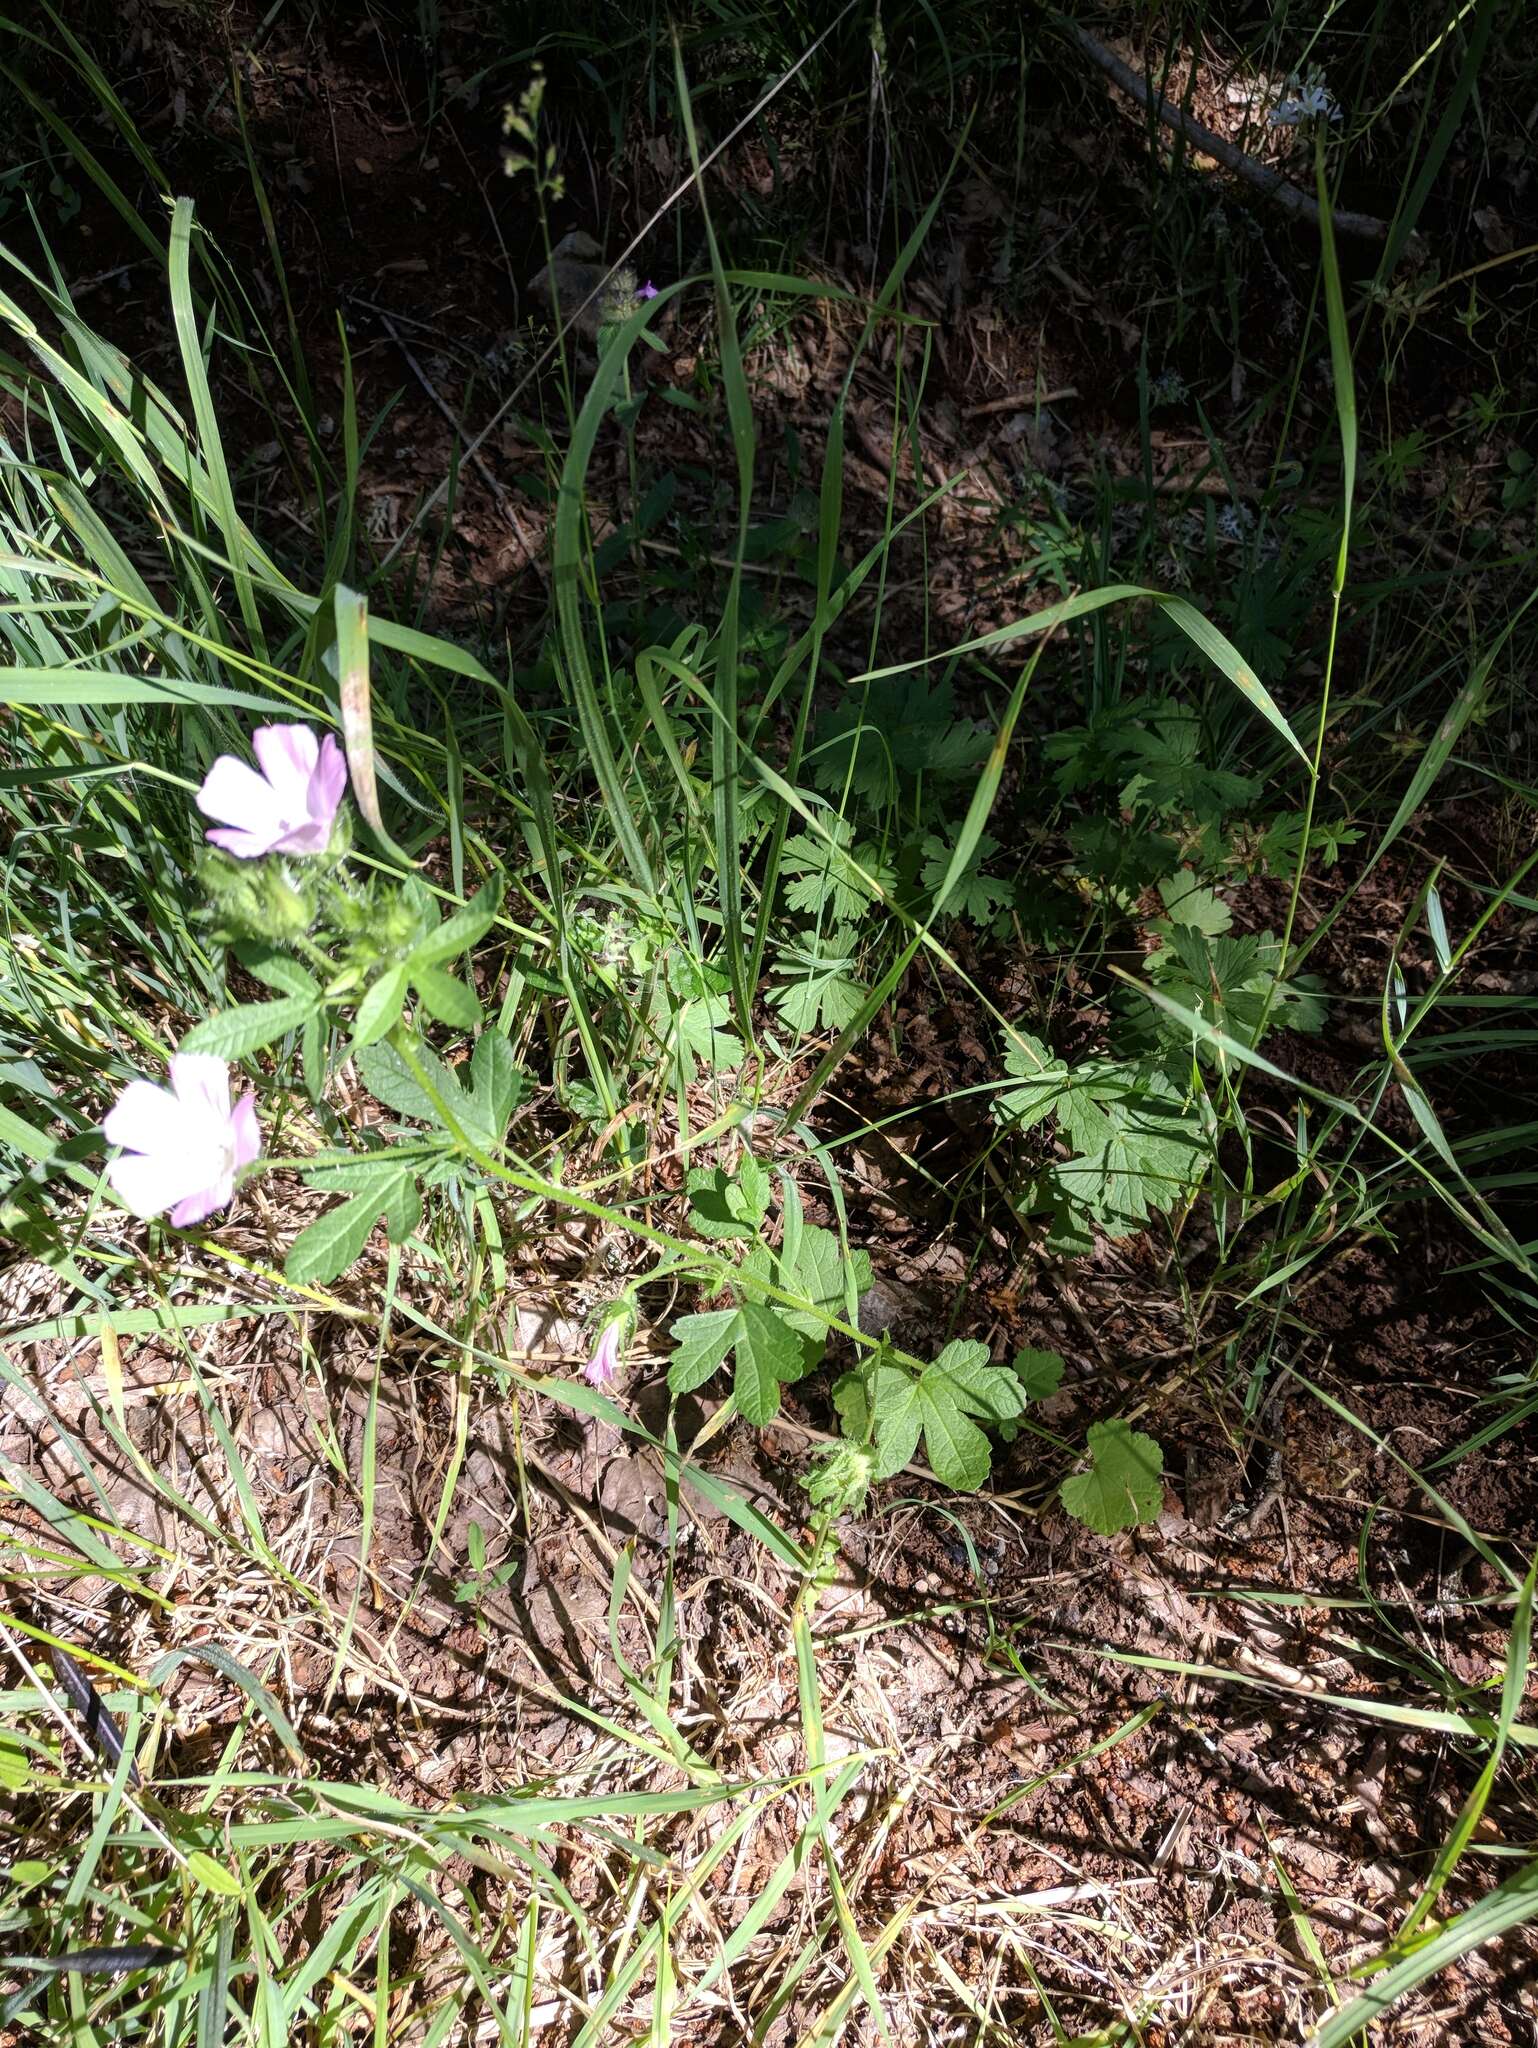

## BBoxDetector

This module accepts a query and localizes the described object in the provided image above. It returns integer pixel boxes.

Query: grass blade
[167,199,265,659]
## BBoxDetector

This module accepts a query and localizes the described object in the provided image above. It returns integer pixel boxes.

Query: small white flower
[1269,75,1340,127]
[104,1054,261,1227]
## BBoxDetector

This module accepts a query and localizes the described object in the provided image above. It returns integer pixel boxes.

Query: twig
[965,387,1078,417]
[1059,20,1393,245]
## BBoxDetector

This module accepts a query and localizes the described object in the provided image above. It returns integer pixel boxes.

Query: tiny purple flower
[103,1054,261,1228]
[637,280,658,301]
[583,1323,623,1387]
[197,723,348,859]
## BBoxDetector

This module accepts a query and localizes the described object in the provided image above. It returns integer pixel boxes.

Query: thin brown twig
[964,387,1078,417]
[1059,20,1394,245]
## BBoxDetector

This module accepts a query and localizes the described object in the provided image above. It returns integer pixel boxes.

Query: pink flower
[197,724,347,859]
[103,1054,261,1228]
[583,1324,623,1387]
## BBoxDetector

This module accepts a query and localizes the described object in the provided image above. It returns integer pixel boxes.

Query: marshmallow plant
[98,720,519,1290]
[100,722,348,1230]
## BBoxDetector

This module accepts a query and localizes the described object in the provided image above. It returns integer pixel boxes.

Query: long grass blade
[167,199,265,658]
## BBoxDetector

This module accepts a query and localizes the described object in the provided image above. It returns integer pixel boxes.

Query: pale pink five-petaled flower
[103,1054,261,1228]
[584,1324,623,1387]
[196,723,348,859]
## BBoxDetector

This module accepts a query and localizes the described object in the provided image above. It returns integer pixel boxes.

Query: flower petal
[104,1079,223,1165]
[252,724,319,806]
[102,1078,179,1155]
[196,757,291,850]
[231,1092,262,1171]
[108,1147,210,1220]
[271,813,332,855]
[583,1325,622,1385]
[204,824,279,858]
[169,1054,233,1130]
[169,1170,236,1229]
[307,734,348,830]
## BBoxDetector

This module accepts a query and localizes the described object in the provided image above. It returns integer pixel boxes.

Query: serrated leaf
[1014,1347,1066,1401]
[674,993,744,1076]
[833,1368,872,1440]
[781,823,893,924]
[304,1155,412,1196]
[809,704,895,805]
[733,1302,806,1425]
[233,945,321,1002]
[669,952,729,1004]
[926,1340,1025,1422]
[467,1031,526,1146]
[995,1031,1070,1133]
[777,1224,871,1341]
[1141,926,1322,1057]
[1119,718,1261,822]
[405,880,502,970]
[353,965,408,1048]
[1157,872,1231,934]
[355,1040,455,1125]
[1055,1061,1207,1230]
[1006,1047,1208,1236]
[395,878,439,950]
[920,832,1010,924]
[739,1241,775,1291]
[181,995,317,1059]
[770,963,867,1036]
[687,1166,759,1242]
[1059,1419,1164,1534]
[811,676,989,804]
[411,964,482,1030]
[381,1171,421,1243]
[916,1376,992,1490]
[866,1363,923,1478]
[834,1365,925,1480]
[301,1011,324,1103]
[1068,814,1179,894]
[1038,1187,1099,1258]
[736,1150,771,1221]
[285,1170,417,1284]
[667,1309,739,1396]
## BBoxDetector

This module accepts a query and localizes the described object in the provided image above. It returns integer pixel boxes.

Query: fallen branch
[1060,20,1394,246]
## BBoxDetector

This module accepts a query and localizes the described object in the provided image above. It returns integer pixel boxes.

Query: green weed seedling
[669,1158,1166,1521]
[453,1520,520,1636]
[669,1163,873,1428]
[184,837,533,1287]
[834,1341,1037,1493]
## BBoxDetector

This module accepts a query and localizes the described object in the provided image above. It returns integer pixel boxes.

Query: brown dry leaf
[1475,206,1514,254]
